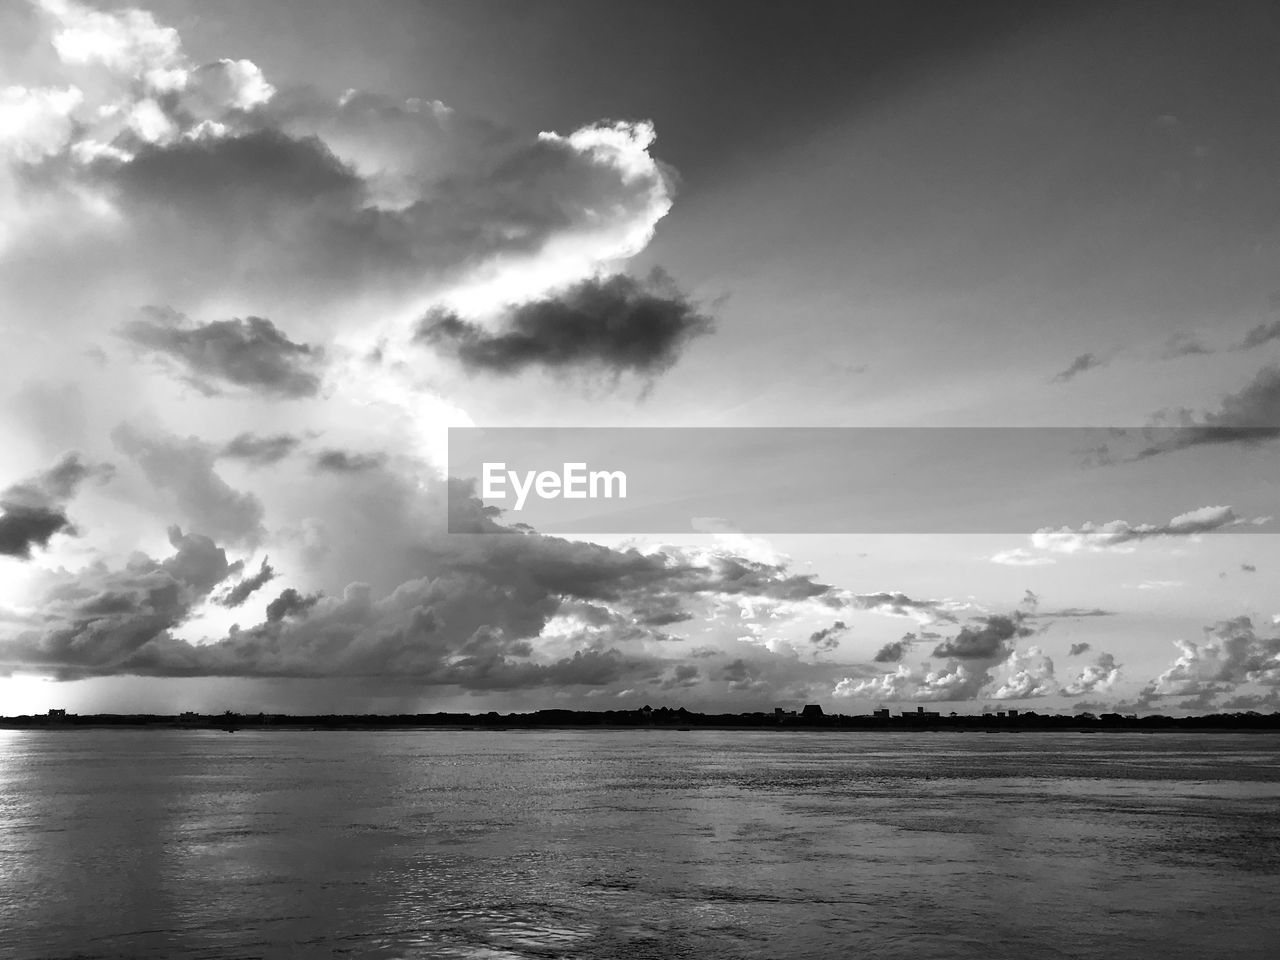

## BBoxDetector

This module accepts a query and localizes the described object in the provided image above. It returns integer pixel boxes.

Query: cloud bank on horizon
[1,0,1278,716]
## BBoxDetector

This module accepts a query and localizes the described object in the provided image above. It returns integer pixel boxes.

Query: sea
[1,729,1277,959]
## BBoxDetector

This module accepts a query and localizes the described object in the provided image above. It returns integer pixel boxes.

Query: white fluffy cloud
[1062,651,1120,696]
[3,0,674,330]
[1148,617,1280,697]
[1031,505,1257,554]
[833,612,1038,703]
[992,645,1056,699]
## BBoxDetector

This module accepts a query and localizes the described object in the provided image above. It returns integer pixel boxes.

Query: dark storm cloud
[121,307,323,398]
[313,449,388,473]
[1237,319,1280,351]
[109,129,359,215]
[1051,353,1105,383]
[630,593,694,627]
[220,558,276,608]
[417,270,713,377]
[1069,642,1092,656]
[808,620,846,653]
[0,506,70,560]
[721,658,763,690]
[0,453,111,559]
[4,452,102,503]
[112,425,265,546]
[95,128,415,295]
[219,432,304,466]
[931,614,1032,660]
[0,527,240,679]
[0,474,838,687]
[264,587,322,623]
[873,633,915,663]
[660,664,701,690]
[58,108,671,307]
[1137,364,1280,457]
[852,591,958,623]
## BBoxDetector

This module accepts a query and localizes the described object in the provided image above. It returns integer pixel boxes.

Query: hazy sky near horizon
[1,0,1278,716]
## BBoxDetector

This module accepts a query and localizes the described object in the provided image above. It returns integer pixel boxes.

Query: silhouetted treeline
[4,706,1280,731]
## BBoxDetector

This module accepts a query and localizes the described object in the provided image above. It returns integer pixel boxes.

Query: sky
[1,0,1278,716]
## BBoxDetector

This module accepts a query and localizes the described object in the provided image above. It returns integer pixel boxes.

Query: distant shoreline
[4,709,1279,733]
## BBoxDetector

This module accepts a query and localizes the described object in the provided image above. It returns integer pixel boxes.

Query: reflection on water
[1,729,1278,959]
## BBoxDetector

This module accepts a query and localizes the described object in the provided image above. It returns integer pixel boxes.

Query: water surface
[1,729,1277,959]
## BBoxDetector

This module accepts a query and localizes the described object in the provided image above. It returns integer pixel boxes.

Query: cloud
[1137,364,1280,458]
[808,620,846,653]
[417,269,713,378]
[264,587,321,623]
[1038,607,1116,618]
[313,449,387,473]
[0,452,110,559]
[37,0,191,82]
[931,613,1033,660]
[1030,505,1260,554]
[914,661,997,701]
[5,0,675,322]
[0,525,240,679]
[720,658,764,692]
[833,663,918,701]
[0,3,835,707]
[219,558,275,608]
[993,646,1056,699]
[1144,616,1280,699]
[872,633,915,663]
[1051,353,1105,383]
[0,472,846,688]
[1241,563,1257,573]
[1162,332,1213,359]
[916,613,1036,701]
[990,548,1055,566]
[660,663,700,690]
[120,308,323,397]
[112,424,265,545]
[1061,651,1120,696]
[0,504,70,560]
[834,611,1035,702]
[1068,642,1091,656]
[219,432,303,466]
[1237,319,1280,351]
[1218,690,1280,711]
[852,590,962,624]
